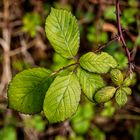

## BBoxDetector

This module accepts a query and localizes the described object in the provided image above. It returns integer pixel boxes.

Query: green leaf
[71,103,92,135]
[133,124,140,140]
[94,86,116,103]
[43,73,81,123]
[8,68,53,114]
[0,126,17,140]
[113,52,128,70]
[90,127,106,140]
[123,73,136,86]
[110,69,124,86]
[104,6,116,21]
[115,87,128,106]
[24,115,46,132]
[77,67,105,101]
[101,101,115,117]
[45,8,80,59]
[79,52,117,74]
[22,13,42,37]
[51,53,75,71]
[122,87,132,95]
[82,103,94,120]
[72,119,90,135]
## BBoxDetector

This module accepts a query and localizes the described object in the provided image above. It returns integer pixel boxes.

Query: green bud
[115,87,128,106]
[123,78,131,87]
[94,86,116,103]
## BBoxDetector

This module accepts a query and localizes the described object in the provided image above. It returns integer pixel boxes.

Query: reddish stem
[115,0,132,74]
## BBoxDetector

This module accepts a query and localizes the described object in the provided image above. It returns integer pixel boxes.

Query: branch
[115,114,140,120]
[133,65,140,73]
[9,39,36,56]
[94,30,127,53]
[94,35,118,53]
[0,0,11,95]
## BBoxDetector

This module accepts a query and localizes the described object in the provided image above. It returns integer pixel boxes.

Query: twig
[9,39,36,56]
[94,29,126,53]
[0,38,11,94]
[10,20,22,28]
[126,104,140,114]
[20,36,35,66]
[0,0,12,96]
[131,46,137,61]
[115,114,140,120]
[133,65,140,73]
[50,62,79,76]
[94,35,119,53]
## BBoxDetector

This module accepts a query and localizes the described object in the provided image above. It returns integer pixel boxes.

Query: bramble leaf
[115,87,128,106]
[123,73,136,86]
[110,69,124,86]
[122,87,132,95]
[77,67,105,101]
[94,86,116,103]
[45,8,80,59]
[8,68,53,114]
[43,73,81,123]
[79,52,117,74]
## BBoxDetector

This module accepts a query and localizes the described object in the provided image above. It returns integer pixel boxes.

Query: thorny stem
[115,0,133,75]
[94,35,119,53]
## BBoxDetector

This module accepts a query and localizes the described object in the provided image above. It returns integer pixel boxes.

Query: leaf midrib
[51,75,72,122]
[53,11,74,58]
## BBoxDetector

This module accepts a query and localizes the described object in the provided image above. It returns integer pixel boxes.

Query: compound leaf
[77,67,105,101]
[43,73,81,123]
[94,86,116,103]
[79,52,117,73]
[115,87,128,106]
[8,68,53,114]
[45,8,80,59]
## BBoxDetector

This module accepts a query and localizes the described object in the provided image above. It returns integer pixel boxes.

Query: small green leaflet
[94,86,116,103]
[110,69,124,86]
[79,52,117,74]
[43,73,81,123]
[115,87,129,106]
[123,87,132,95]
[8,68,53,114]
[45,8,80,59]
[77,67,105,101]
[123,72,136,86]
